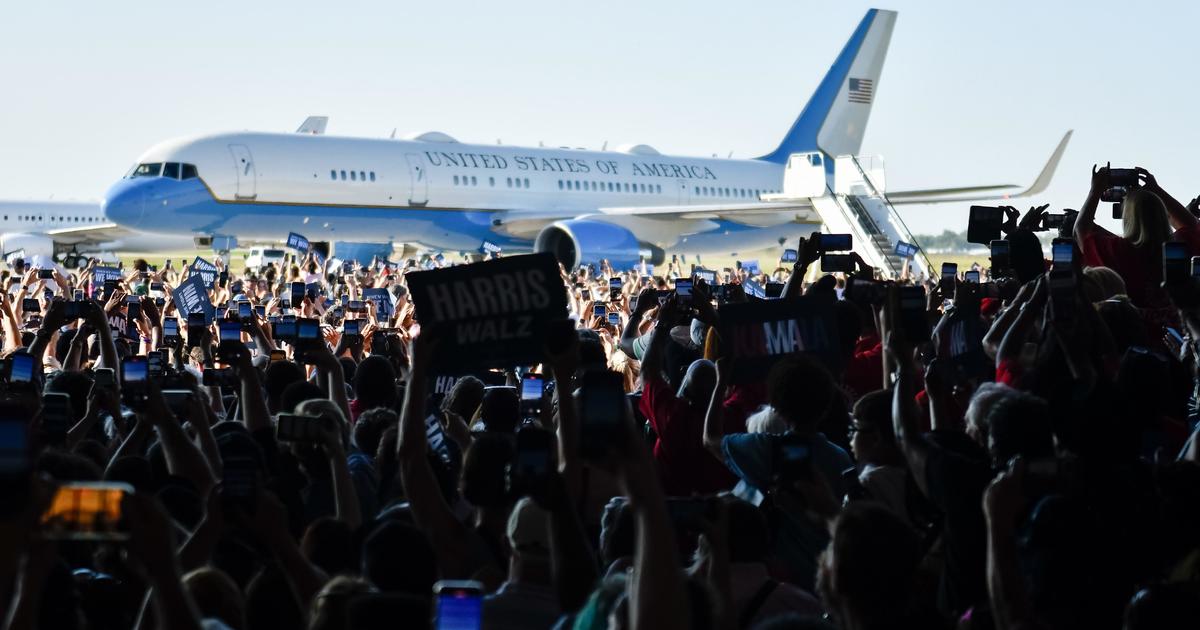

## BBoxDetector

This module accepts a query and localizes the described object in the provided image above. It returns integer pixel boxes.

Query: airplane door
[404,153,428,206]
[677,179,691,204]
[228,144,257,200]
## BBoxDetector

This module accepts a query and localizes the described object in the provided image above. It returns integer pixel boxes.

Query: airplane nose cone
[103,179,146,228]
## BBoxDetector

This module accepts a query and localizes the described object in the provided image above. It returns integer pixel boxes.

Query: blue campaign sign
[91,266,122,291]
[743,279,766,299]
[362,287,394,319]
[894,241,919,258]
[172,274,215,323]
[190,256,219,288]
[287,232,310,252]
[479,240,502,255]
[742,259,761,275]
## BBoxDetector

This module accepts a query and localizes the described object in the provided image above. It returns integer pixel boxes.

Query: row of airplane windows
[558,180,663,194]
[4,215,102,223]
[695,186,776,198]
[330,170,377,182]
[127,162,200,180]
[453,175,532,188]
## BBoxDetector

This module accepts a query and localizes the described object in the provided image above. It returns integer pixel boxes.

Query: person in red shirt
[638,295,741,496]
[1074,166,1198,311]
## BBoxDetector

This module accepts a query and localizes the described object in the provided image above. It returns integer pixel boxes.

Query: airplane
[0,199,196,265]
[102,8,1068,270]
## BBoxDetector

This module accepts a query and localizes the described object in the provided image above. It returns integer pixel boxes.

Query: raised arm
[783,234,820,299]
[1074,164,1110,241]
[1138,167,1198,231]
[702,357,731,465]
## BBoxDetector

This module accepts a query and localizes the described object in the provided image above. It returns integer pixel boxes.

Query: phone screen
[592,304,606,318]
[607,312,620,326]
[187,312,207,328]
[609,277,621,293]
[521,376,543,401]
[41,483,131,541]
[819,233,852,251]
[1052,242,1073,265]
[964,271,980,283]
[290,282,305,304]
[9,354,34,383]
[122,358,147,384]
[163,319,179,338]
[0,418,28,476]
[435,589,483,630]
[344,320,361,336]
[273,321,297,339]
[298,318,319,340]
[219,321,241,343]
[780,248,798,263]
[674,278,692,297]
[238,302,252,318]
[941,263,958,279]
[515,427,553,479]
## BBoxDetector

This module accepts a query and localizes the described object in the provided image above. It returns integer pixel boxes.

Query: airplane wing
[885,130,1072,204]
[43,223,147,246]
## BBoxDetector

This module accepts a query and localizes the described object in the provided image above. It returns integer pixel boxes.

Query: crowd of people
[0,164,1198,630]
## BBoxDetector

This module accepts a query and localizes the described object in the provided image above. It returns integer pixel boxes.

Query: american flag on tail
[848,78,873,104]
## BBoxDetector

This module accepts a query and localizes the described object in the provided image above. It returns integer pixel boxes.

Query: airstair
[766,152,932,280]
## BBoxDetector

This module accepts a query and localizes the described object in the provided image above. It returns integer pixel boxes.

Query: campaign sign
[894,241,919,258]
[286,232,310,252]
[479,240,502,255]
[742,259,762,275]
[362,288,395,320]
[406,253,568,370]
[718,297,842,383]
[742,279,766,300]
[172,274,216,323]
[91,266,122,292]
[190,256,219,288]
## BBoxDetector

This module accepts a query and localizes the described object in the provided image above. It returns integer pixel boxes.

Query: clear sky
[2,0,1197,235]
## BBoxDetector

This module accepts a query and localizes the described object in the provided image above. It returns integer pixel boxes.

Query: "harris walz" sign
[406,253,567,369]
[718,297,842,383]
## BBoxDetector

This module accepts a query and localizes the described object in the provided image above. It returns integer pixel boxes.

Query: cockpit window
[181,164,198,179]
[162,163,180,179]
[130,163,162,178]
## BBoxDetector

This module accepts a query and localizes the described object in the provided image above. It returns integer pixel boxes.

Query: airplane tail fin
[758,9,896,164]
[296,116,328,135]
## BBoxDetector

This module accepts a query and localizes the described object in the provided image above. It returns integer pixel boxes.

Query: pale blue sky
[1,0,1197,235]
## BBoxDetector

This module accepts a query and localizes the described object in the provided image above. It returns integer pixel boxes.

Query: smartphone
[780,248,798,263]
[990,239,1011,271]
[674,278,693,304]
[93,368,116,390]
[964,270,980,284]
[219,320,242,343]
[150,282,164,293]
[511,426,554,495]
[940,262,958,298]
[220,455,258,513]
[347,300,366,312]
[1191,256,1200,278]
[102,279,117,302]
[1163,242,1190,285]
[1048,269,1076,321]
[433,581,484,630]
[521,374,544,402]
[693,268,717,284]
[202,368,236,388]
[818,233,852,252]
[218,270,228,289]
[343,319,361,338]
[41,392,72,444]
[40,482,132,541]
[126,298,141,322]
[820,253,854,273]
[967,205,1004,245]
[273,320,297,341]
[297,318,320,341]
[605,312,620,327]
[38,269,54,280]
[1051,239,1074,269]
[187,312,207,348]
[1043,213,1068,230]
[162,390,194,423]
[8,352,35,384]
[21,298,39,313]
[163,318,180,342]
[276,414,324,442]
[147,350,164,377]
[580,289,591,301]
[120,357,148,409]
[592,303,606,318]
[765,282,785,298]
[270,349,287,362]
[609,277,622,300]
[578,370,627,460]
[238,301,253,319]
[898,286,930,342]
[290,281,305,305]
